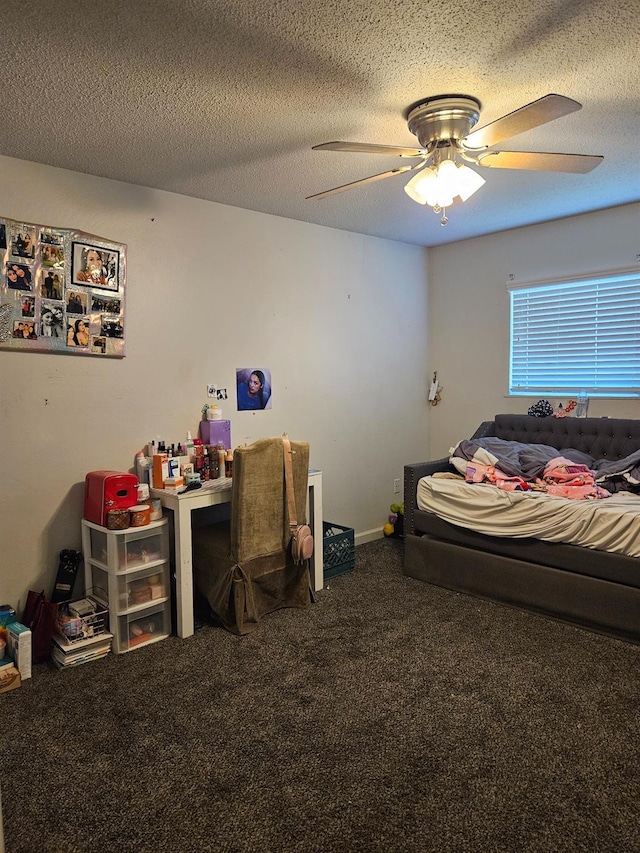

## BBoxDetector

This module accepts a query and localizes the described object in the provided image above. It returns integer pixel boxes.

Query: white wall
[0,155,430,610]
[427,202,640,458]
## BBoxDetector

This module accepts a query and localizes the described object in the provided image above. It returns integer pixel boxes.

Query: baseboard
[355,528,384,546]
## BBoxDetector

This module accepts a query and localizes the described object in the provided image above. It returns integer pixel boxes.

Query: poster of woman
[236,368,272,411]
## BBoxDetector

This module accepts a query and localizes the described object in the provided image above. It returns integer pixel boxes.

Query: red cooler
[84,471,138,527]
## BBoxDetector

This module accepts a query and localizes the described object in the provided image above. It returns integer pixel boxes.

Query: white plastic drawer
[89,527,109,565]
[88,564,110,607]
[117,529,167,571]
[116,601,170,653]
[120,564,169,613]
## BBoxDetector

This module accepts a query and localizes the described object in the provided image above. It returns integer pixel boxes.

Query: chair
[192,437,311,634]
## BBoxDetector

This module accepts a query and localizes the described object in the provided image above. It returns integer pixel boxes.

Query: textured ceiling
[2,0,639,246]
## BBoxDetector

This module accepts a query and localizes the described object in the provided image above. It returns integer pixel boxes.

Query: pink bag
[291,523,314,565]
[283,436,314,565]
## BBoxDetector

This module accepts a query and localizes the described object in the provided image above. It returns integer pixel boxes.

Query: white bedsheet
[417,476,640,558]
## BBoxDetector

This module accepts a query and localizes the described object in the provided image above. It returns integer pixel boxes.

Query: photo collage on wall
[0,217,126,357]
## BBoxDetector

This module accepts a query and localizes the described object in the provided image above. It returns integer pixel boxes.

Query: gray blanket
[450,437,640,493]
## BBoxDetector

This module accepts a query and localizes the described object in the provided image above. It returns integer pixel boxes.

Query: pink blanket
[465,455,610,500]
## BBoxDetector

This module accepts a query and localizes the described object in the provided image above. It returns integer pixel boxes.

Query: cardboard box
[0,665,21,694]
[7,622,32,680]
[152,454,169,489]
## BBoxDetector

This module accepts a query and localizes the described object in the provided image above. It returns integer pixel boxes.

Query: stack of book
[0,652,21,693]
[53,596,112,668]
[52,631,113,669]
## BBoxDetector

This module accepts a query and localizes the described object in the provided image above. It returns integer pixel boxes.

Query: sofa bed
[404,414,640,643]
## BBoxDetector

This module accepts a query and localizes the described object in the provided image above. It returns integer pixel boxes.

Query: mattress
[417,476,640,558]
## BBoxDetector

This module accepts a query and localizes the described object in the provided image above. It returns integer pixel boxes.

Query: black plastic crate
[323,522,355,580]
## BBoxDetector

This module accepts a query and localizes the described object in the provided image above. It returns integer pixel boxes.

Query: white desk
[151,469,323,638]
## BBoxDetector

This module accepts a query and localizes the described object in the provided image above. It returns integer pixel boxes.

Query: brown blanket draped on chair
[192,437,311,634]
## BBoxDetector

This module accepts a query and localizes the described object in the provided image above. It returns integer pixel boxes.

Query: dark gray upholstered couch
[404,414,640,643]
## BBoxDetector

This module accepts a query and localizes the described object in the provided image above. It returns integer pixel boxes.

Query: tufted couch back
[487,414,640,461]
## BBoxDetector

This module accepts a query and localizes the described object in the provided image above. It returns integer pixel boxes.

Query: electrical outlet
[207,384,217,398]
[394,478,401,494]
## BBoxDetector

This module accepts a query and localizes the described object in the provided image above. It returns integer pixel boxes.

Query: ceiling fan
[308,94,603,225]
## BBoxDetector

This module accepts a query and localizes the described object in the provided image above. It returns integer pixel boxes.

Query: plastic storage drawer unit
[81,517,171,654]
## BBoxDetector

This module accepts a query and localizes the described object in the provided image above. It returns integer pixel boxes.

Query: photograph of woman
[66,317,90,347]
[42,243,64,267]
[236,368,272,411]
[11,226,36,260]
[75,247,107,285]
[51,273,62,300]
[72,242,119,291]
[7,264,33,291]
[41,304,64,338]
[21,295,35,317]
[13,320,37,339]
[66,291,87,314]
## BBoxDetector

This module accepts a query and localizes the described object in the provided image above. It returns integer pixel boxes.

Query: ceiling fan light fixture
[403,156,485,221]
[311,93,602,228]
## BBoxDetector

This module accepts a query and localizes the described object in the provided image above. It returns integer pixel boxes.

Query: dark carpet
[2,539,639,853]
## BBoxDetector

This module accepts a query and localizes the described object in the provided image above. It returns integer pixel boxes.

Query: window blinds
[509,269,640,396]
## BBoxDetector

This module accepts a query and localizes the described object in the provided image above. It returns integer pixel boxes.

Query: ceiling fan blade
[313,141,426,158]
[463,94,582,150]
[306,165,419,200]
[477,150,603,173]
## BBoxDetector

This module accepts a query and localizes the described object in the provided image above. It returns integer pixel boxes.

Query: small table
[151,469,323,638]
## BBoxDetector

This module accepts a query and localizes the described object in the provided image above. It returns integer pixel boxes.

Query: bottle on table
[217,442,226,479]
[576,389,590,418]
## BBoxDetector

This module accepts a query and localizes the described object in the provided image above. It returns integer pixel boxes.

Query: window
[509,268,640,397]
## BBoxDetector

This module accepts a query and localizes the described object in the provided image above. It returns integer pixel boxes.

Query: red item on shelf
[84,471,138,527]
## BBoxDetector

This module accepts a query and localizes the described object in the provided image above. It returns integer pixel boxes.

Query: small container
[207,446,220,479]
[0,637,5,659]
[225,450,233,478]
[107,508,131,530]
[207,405,223,421]
[137,483,150,503]
[576,389,590,418]
[149,499,163,522]
[130,504,151,527]
[163,476,184,491]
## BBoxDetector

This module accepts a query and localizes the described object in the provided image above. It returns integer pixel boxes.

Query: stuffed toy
[383,502,404,538]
